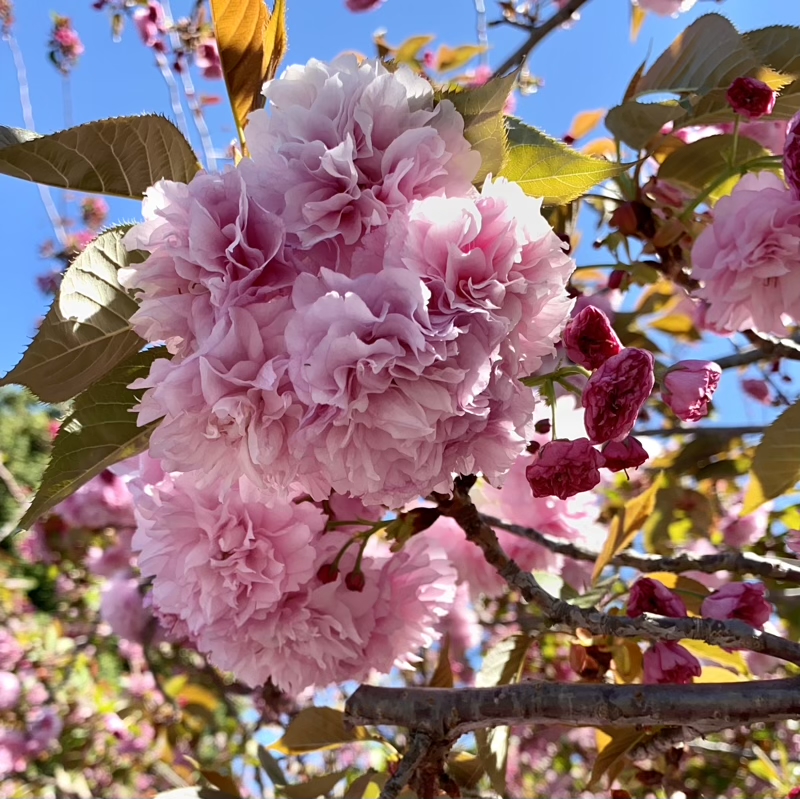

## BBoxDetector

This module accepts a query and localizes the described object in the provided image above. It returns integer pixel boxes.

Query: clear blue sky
[0,0,796,420]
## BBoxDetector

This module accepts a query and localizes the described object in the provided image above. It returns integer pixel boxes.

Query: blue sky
[0,0,796,422]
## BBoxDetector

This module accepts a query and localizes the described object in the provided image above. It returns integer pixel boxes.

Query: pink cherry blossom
[643,642,701,684]
[661,360,721,423]
[526,439,605,500]
[195,39,223,80]
[702,582,772,629]
[722,504,769,549]
[727,77,776,120]
[133,2,166,49]
[601,436,648,472]
[56,470,135,530]
[0,630,22,671]
[0,731,26,778]
[742,378,772,405]
[785,112,800,201]
[0,671,21,711]
[100,572,151,643]
[627,578,687,618]
[26,707,63,753]
[562,305,622,370]
[245,55,480,254]
[634,0,697,15]
[691,172,800,335]
[121,169,293,355]
[582,348,655,444]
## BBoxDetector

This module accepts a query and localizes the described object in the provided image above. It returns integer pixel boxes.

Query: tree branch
[379,732,433,799]
[435,484,800,665]
[493,0,590,77]
[634,425,764,438]
[482,514,800,585]
[346,678,800,740]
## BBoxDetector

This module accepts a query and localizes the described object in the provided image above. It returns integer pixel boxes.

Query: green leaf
[280,771,348,799]
[271,707,369,755]
[19,348,165,529]
[744,399,800,514]
[0,116,200,198]
[1,227,145,403]
[475,633,530,688]
[502,118,628,205]
[154,791,233,799]
[657,134,771,192]
[438,71,517,182]
[344,772,388,799]
[435,44,487,73]
[257,745,287,787]
[744,25,800,76]
[589,729,647,789]
[605,101,685,151]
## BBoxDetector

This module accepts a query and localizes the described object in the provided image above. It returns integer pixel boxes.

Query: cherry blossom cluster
[119,56,576,691]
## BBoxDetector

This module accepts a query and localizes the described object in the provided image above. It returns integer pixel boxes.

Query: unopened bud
[316,563,339,584]
[345,570,366,592]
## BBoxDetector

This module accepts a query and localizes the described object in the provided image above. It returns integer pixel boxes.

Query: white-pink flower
[633,0,697,16]
[245,55,480,255]
[691,172,800,335]
[100,571,151,643]
[56,470,135,530]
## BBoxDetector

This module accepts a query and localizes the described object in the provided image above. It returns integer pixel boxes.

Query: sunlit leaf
[270,707,369,755]
[630,5,646,43]
[476,633,530,688]
[503,118,628,204]
[744,25,800,75]
[436,44,487,73]
[568,109,606,141]
[438,71,517,182]
[281,771,349,799]
[694,666,748,683]
[644,573,710,617]
[263,0,288,82]
[344,771,388,799]
[590,728,647,789]
[0,227,145,403]
[394,35,435,65]
[446,752,484,791]
[200,771,240,799]
[0,117,199,198]
[744,399,800,514]
[593,474,665,583]
[429,635,454,688]
[681,640,750,675]
[475,726,509,797]
[19,348,165,529]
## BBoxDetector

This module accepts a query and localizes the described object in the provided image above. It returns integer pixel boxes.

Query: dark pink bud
[627,577,687,618]
[582,348,655,444]
[345,570,366,592]
[726,76,776,120]
[784,112,800,201]
[643,642,701,685]
[701,583,772,630]
[563,306,623,370]
[345,0,384,11]
[601,436,648,472]
[316,563,339,584]
[661,360,721,423]
[525,438,605,500]
[534,419,551,435]
[607,269,627,290]
[742,378,772,405]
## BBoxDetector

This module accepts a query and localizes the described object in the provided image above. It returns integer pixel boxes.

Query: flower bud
[563,306,623,370]
[345,570,366,592]
[661,360,721,423]
[627,577,687,618]
[701,582,772,630]
[534,419,551,435]
[610,201,655,239]
[607,269,628,290]
[726,76,776,120]
[582,348,655,444]
[601,436,648,473]
[742,378,772,405]
[525,438,605,500]
[316,563,339,584]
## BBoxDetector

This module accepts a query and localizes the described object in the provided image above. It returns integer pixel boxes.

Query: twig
[492,0,590,77]
[346,678,800,739]
[3,33,68,247]
[436,483,800,665]
[716,338,800,369]
[634,425,764,437]
[628,726,711,761]
[380,732,433,799]
[481,514,800,585]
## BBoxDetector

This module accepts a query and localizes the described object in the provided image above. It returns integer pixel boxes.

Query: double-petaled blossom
[526,439,605,500]
[627,578,687,618]
[691,172,800,335]
[562,306,622,370]
[582,348,655,444]
[100,572,151,643]
[727,77,777,120]
[784,112,800,201]
[701,583,772,630]
[643,642,701,684]
[601,436,648,472]
[661,360,721,423]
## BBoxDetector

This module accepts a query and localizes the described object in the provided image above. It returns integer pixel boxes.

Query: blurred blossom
[26,706,63,753]
[0,630,22,671]
[0,671,21,711]
[722,503,769,548]
[0,731,27,778]
[701,582,772,629]
[742,378,773,405]
[48,15,84,74]
[643,641,701,684]
[80,198,109,230]
[195,39,223,80]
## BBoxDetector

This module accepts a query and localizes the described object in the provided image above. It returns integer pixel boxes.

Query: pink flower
[100,572,150,643]
[727,77,776,120]
[601,436,648,472]
[634,0,697,16]
[661,360,721,423]
[702,582,772,629]
[133,474,323,662]
[742,378,772,405]
[562,306,622,370]
[784,112,800,201]
[81,197,109,230]
[627,578,687,618]
[722,505,768,549]
[691,172,800,335]
[0,631,22,671]
[345,0,384,10]
[526,439,605,500]
[0,671,21,711]
[643,642,701,684]
[26,707,63,753]
[436,583,481,661]
[195,39,223,80]
[582,348,654,444]
[718,119,789,155]
[49,16,84,73]
[55,469,135,530]
[245,55,480,254]
[787,529,800,556]
[0,731,26,778]
[121,169,292,355]
[133,2,166,49]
